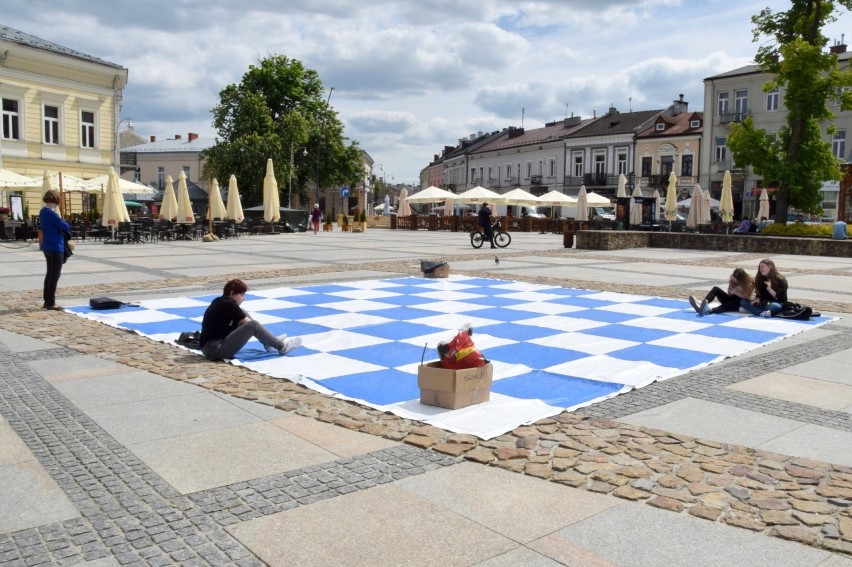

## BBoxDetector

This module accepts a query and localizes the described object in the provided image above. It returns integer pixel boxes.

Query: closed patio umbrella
[664,172,678,222]
[758,187,770,220]
[719,171,734,224]
[398,187,411,216]
[616,173,628,199]
[102,167,130,236]
[207,178,227,220]
[159,176,178,221]
[576,184,589,221]
[263,159,280,223]
[686,185,703,228]
[629,181,643,226]
[226,174,245,223]
[701,184,712,224]
[175,170,194,224]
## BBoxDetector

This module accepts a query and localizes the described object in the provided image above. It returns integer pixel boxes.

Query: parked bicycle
[470,219,511,248]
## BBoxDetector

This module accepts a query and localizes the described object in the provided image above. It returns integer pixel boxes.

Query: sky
[4,1,850,185]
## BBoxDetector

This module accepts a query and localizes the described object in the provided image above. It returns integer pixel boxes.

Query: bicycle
[470,219,511,249]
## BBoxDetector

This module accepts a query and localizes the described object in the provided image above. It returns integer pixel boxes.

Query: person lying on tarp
[200,278,301,360]
[437,325,487,369]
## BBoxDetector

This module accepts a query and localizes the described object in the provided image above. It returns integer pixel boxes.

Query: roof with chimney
[637,111,703,138]
[122,134,216,153]
[0,24,124,69]
[472,117,595,154]
[568,108,662,138]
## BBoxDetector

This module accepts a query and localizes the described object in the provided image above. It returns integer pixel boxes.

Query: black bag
[777,302,813,320]
[175,331,201,349]
[63,231,73,264]
[89,297,128,310]
[420,260,447,274]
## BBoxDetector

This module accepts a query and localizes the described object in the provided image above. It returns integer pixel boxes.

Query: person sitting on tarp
[200,278,301,360]
[437,325,487,370]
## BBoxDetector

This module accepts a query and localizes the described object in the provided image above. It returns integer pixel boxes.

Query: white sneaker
[761,310,772,318]
[266,334,287,352]
[699,299,710,316]
[279,337,302,356]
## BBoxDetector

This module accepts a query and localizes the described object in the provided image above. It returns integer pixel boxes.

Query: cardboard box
[417,361,493,409]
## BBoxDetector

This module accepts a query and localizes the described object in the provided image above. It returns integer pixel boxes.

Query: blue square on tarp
[550,295,618,309]
[582,324,675,343]
[370,306,445,321]
[693,324,783,343]
[283,294,352,307]
[467,294,536,308]
[566,308,638,324]
[354,321,446,341]
[158,306,208,319]
[123,320,195,335]
[320,369,419,405]
[370,294,440,307]
[485,342,587,367]
[636,297,683,309]
[334,342,426,367]
[491,370,623,407]
[467,307,543,324]
[611,344,718,369]
[263,320,334,337]
[263,305,344,320]
[483,323,557,342]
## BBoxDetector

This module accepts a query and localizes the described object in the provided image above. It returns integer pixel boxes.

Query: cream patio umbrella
[226,174,245,223]
[664,171,678,222]
[175,170,195,224]
[405,186,456,203]
[686,184,703,228]
[454,185,504,204]
[701,183,712,224]
[575,184,589,221]
[0,169,41,219]
[629,181,644,226]
[398,187,411,216]
[159,176,178,221]
[101,168,130,237]
[262,159,280,223]
[758,187,770,220]
[500,187,542,205]
[207,178,227,220]
[616,173,628,199]
[652,188,661,222]
[585,191,612,206]
[42,172,101,193]
[88,173,156,195]
[538,190,576,218]
[719,171,734,224]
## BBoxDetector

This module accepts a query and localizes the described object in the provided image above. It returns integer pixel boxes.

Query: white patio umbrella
[719,171,734,223]
[576,184,589,221]
[652,189,661,222]
[629,181,644,225]
[0,168,41,189]
[585,191,612,206]
[226,174,245,223]
[41,172,101,193]
[537,190,577,205]
[500,187,542,205]
[176,170,195,224]
[616,174,628,199]
[159,176,178,221]
[664,172,678,222]
[207,178,227,220]
[405,186,456,203]
[701,184,712,224]
[88,174,155,195]
[398,187,411,216]
[686,185,703,228]
[101,168,130,232]
[454,185,503,204]
[758,188,770,220]
[262,159,280,223]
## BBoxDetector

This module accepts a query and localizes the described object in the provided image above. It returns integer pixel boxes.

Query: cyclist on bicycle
[478,202,495,248]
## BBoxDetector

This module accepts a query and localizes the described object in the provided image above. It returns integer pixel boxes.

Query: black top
[477,206,491,228]
[200,296,245,347]
[757,278,788,305]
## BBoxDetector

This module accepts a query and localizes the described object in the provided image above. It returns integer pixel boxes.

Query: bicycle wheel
[494,231,511,248]
[470,232,484,248]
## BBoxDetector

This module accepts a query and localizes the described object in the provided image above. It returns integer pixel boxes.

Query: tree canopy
[201,55,363,208]
[727,0,852,223]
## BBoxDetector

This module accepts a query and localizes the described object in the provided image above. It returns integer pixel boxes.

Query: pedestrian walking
[311,204,322,234]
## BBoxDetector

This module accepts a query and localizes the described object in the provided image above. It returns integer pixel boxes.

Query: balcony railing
[719,110,751,124]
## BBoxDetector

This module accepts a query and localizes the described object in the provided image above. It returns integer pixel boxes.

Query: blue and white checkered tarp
[68,275,835,439]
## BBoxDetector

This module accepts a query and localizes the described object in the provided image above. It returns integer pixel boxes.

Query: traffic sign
[341,185,350,197]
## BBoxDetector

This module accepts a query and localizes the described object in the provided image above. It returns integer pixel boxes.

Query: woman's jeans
[201,320,282,360]
[740,298,782,316]
[43,251,64,307]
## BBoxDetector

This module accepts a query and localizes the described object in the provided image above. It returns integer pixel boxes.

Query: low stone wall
[575,230,852,258]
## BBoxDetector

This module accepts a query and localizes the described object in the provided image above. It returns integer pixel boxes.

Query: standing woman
[39,190,70,311]
[740,259,788,317]
[310,203,322,234]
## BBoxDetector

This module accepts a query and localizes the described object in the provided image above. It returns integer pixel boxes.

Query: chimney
[175,134,182,140]
[188,132,198,141]
[507,127,524,139]
[564,116,581,127]
[830,38,847,53]
[671,94,688,115]
[150,135,157,143]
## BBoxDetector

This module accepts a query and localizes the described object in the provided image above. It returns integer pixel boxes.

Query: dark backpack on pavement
[777,302,813,320]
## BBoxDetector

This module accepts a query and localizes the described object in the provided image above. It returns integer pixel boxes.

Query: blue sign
[341,185,350,197]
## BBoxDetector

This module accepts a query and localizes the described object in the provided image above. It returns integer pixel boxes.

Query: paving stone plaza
[0,229,850,566]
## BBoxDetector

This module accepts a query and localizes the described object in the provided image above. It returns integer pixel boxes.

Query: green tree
[727,0,852,223]
[201,55,362,207]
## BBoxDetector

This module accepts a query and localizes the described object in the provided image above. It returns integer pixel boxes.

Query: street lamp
[114,117,133,174]
[289,141,308,208]
[315,87,335,206]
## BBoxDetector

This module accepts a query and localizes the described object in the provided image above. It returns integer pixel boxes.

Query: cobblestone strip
[188,445,458,527]
[0,352,263,567]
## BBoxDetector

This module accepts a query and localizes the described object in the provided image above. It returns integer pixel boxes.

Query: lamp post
[114,117,133,174]
[289,141,308,208]
[315,87,335,207]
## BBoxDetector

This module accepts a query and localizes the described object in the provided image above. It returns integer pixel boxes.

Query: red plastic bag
[438,326,487,370]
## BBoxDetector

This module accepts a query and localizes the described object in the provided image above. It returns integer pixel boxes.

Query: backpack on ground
[777,302,813,320]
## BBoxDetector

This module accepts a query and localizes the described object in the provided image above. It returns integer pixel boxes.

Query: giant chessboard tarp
[68,276,836,439]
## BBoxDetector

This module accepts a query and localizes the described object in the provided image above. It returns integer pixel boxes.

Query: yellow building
[0,24,128,217]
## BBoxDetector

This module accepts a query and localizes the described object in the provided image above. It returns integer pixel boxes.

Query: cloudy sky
[4,1,850,184]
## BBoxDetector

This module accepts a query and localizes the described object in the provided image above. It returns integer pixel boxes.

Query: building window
[81,111,95,148]
[44,105,60,144]
[2,98,20,140]
[641,157,652,177]
[689,119,700,128]
[681,154,693,177]
[833,130,846,159]
[715,137,727,163]
[470,167,475,183]
[616,150,628,175]
[182,166,191,179]
[766,88,779,111]
[717,92,728,117]
[505,164,512,179]
[525,161,532,179]
[549,158,556,177]
[734,89,748,120]
[572,154,583,177]
[661,155,674,177]
[655,123,665,131]
[487,166,493,181]
[157,167,166,190]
